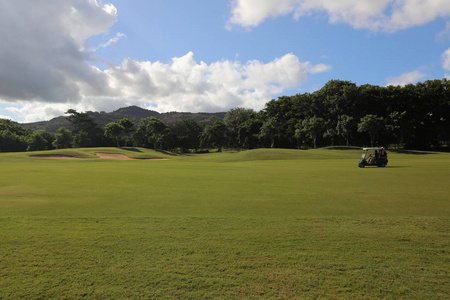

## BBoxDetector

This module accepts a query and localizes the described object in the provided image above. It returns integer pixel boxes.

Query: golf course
[1,147,449,299]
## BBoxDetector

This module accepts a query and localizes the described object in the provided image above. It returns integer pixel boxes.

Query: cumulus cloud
[0,1,330,122]
[442,48,450,78]
[104,52,329,113]
[228,0,450,32]
[385,70,427,86]
[0,0,116,104]
[6,52,330,122]
[442,48,450,70]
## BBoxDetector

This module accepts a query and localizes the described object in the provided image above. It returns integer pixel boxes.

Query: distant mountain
[22,106,226,134]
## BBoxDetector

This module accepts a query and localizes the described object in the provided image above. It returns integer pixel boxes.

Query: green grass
[1,148,449,299]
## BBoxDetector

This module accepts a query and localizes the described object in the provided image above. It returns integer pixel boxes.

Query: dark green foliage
[52,128,72,149]
[169,119,203,152]
[357,115,384,147]
[224,107,255,148]
[5,78,450,152]
[200,121,228,151]
[26,132,51,151]
[118,118,135,146]
[134,117,171,149]
[0,119,33,152]
[259,79,449,150]
[65,109,104,147]
[104,122,124,147]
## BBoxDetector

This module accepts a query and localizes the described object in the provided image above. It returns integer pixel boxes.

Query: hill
[22,106,226,134]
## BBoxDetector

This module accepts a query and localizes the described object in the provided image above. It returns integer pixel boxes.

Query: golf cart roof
[363,147,385,151]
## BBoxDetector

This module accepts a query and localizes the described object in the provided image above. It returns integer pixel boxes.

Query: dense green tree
[65,109,103,147]
[224,108,255,148]
[26,132,49,151]
[0,129,27,152]
[104,122,125,147]
[0,119,30,152]
[237,114,263,149]
[300,117,325,148]
[200,121,228,151]
[169,119,203,152]
[258,117,279,148]
[336,115,354,146]
[134,117,170,149]
[52,128,72,149]
[119,118,135,146]
[357,114,384,146]
[385,111,407,148]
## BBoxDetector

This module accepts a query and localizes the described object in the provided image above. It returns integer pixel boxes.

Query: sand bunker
[30,153,168,160]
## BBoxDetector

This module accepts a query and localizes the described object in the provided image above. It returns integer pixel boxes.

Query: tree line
[1,79,449,153]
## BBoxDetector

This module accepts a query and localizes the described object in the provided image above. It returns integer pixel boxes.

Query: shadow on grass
[386,166,409,168]
[155,149,178,156]
[389,149,435,155]
[121,147,142,153]
[325,146,361,151]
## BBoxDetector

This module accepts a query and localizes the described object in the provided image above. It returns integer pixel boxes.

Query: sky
[1,0,450,123]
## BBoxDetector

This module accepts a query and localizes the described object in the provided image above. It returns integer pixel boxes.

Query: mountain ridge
[22,106,226,134]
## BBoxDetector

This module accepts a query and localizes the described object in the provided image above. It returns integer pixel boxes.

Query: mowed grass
[0,147,449,299]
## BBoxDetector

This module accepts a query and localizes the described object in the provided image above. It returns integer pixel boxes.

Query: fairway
[1,148,449,299]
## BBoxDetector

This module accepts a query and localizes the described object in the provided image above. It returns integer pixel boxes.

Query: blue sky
[1,0,450,122]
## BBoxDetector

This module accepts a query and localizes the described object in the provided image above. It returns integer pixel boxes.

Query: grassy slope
[1,148,449,299]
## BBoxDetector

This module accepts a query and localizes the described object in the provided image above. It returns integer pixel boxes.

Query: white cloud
[6,52,330,122]
[0,0,117,105]
[228,0,450,32]
[0,1,331,122]
[442,48,450,79]
[436,21,450,42]
[99,52,331,114]
[95,32,126,50]
[385,70,427,86]
[442,48,450,70]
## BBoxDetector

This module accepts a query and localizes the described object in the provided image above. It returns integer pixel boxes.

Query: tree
[26,132,48,151]
[169,119,203,152]
[119,118,135,146]
[385,111,407,148]
[237,115,263,149]
[134,117,170,149]
[224,108,255,148]
[258,117,279,148]
[104,122,124,147]
[0,119,30,152]
[336,115,354,146]
[357,114,384,146]
[200,121,228,152]
[0,129,27,152]
[53,128,72,149]
[65,109,103,147]
[300,117,325,149]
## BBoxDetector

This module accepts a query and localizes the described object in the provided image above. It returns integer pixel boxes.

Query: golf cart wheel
[358,163,365,168]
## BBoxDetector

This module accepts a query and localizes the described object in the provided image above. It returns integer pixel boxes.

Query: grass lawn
[1,147,449,299]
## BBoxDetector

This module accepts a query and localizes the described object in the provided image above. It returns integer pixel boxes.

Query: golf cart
[358,147,388,168]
